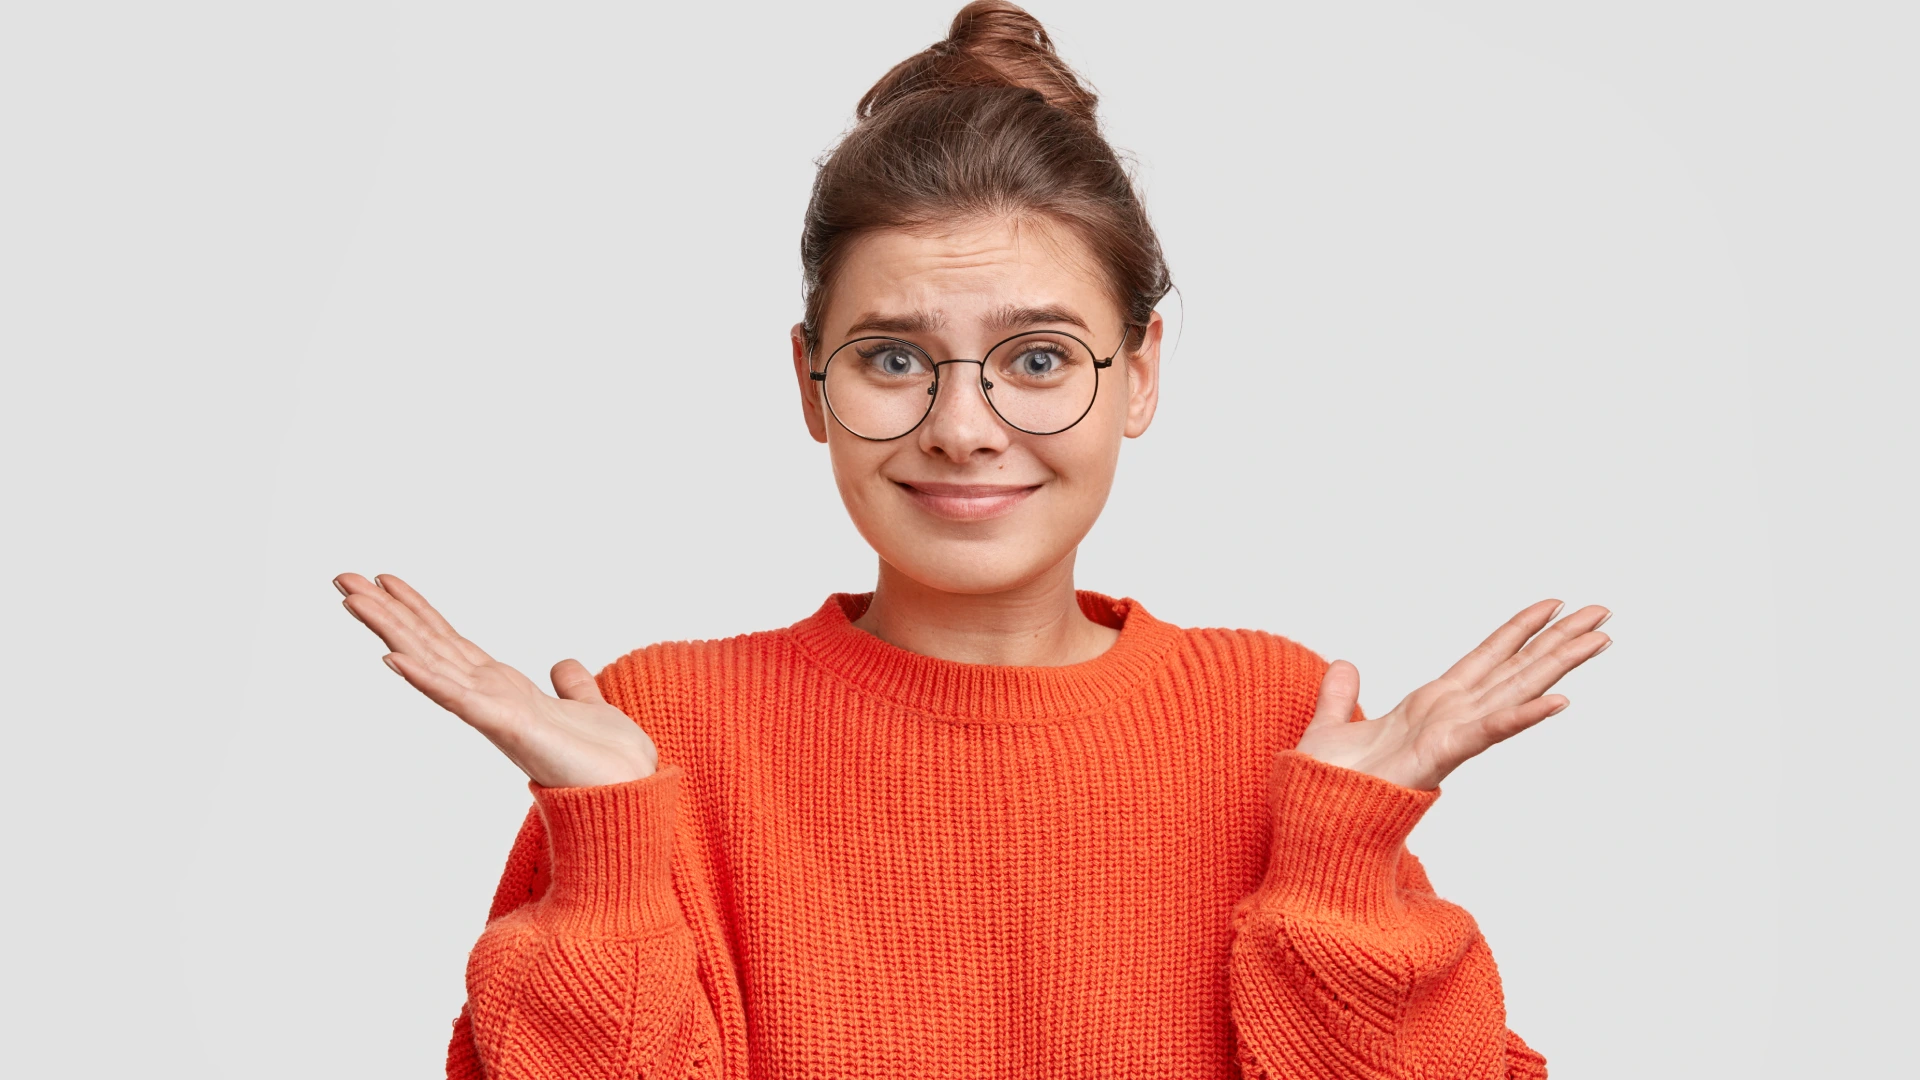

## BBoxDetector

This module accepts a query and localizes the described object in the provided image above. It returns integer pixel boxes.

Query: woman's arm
[1227,751,1545,1079]
[1229,600,1609,1078]
[445,768,728,1079]
[332,573,732,1078]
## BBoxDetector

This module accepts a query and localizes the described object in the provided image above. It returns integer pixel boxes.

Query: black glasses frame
[809,324,1136,441]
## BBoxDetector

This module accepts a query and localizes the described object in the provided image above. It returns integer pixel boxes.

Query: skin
[337,214,1611,792]
[789,216,1158,667]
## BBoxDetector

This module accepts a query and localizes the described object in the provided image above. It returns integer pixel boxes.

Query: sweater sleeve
[1227,750,1548,1080]
[443,764,728,1079]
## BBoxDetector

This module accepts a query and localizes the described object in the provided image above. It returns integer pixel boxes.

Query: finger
[334,572,384,598]
[1479,631,1610,711]
[1518,604,1610,659]
[1471,694,1570,749]
[1474,604,1611,694]
[383,651,499,730]
[1438,599,1565,688]
[366,574,484,668]
[375,574,494,665]
[550,659,606,704]
[341,593,477,688]
[1304,660,1360,733]
[340,588,439,657]
[344,584,472,670]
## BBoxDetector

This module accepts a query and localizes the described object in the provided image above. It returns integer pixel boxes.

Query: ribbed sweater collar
[784,590,1184,722]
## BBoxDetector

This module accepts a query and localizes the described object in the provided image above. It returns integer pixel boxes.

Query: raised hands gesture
[335,573,657,789]
[1296,600,1612,791]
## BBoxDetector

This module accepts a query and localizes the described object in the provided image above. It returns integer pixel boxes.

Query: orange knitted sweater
[445,592,1547,1079]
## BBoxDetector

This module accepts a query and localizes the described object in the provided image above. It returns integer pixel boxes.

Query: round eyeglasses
[810,325,1132,441]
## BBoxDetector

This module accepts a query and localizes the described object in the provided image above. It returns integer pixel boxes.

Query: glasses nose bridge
[930,356,995,394]
[922,355,1004,426]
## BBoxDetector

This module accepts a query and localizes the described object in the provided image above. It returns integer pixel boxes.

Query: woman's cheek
[827,444,907,554]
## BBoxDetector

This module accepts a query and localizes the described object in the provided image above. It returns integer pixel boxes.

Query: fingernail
[382,654,401,676]
[1547,700,1569,716]
[1595,610,1612,629]
[1549,601,1565,621]
[1593,638,1612,655]
[332,576,348,596]
[341,598,356,616]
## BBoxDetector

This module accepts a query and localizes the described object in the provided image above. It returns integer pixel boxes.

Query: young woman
[338,4,1609,1077]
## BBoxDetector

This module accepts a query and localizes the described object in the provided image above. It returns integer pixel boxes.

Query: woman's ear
[1123,312,1164,439]
[792,322,829,444]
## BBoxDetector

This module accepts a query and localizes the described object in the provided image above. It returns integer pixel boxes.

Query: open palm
[1296,599,1612,791]
[336,573,656,788]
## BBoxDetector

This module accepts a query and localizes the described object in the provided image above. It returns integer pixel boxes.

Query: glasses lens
[982,332,1101,434]
[821,337,936,439]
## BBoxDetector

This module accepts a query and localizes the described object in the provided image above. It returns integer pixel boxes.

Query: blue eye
[990,334,1086,387]
[856,344,928,377]
[1013,349,1062,376]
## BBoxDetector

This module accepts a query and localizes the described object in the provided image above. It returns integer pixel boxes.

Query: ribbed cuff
[1261,751,1439,925]
[529,764,685,936]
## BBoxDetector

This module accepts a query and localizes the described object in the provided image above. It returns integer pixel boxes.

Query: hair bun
[857,1,1099,126]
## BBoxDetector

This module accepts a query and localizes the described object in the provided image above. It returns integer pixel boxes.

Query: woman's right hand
[335,573,657,788]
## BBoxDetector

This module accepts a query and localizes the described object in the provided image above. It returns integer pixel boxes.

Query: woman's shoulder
[1160,617,1336,719]
[1173,621,1331,666]
[592,625,797,709]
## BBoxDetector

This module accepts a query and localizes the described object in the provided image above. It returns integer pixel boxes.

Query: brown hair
[799,1,1172,355]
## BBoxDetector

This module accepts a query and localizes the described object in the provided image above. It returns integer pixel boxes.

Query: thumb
[1305,660,1361,733]
[550,658,606,704]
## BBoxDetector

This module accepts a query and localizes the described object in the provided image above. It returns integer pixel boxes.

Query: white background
[2,2,1913,1076]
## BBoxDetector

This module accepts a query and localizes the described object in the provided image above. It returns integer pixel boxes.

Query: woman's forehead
[824,219,1116,340]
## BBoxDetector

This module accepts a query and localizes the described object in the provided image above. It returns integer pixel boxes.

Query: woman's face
[791,216,1163,596]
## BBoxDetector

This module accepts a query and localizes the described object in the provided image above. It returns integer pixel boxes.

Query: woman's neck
[852,553,1121,667]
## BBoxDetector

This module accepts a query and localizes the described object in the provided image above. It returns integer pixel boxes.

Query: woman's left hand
[1294,599,1612,791]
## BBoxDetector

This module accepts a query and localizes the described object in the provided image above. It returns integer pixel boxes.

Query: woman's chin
[880,545,1070,598]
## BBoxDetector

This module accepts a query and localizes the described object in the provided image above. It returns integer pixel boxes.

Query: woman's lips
[895,481,1041,521]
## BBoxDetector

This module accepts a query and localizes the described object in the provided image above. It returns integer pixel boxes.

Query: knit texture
[446,592,1547,1079]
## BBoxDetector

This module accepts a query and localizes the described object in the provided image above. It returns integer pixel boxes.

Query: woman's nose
[917,361,1010,462]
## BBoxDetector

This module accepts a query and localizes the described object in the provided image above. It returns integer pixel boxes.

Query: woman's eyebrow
[987,305,1090,333]
[845,310,945,335]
